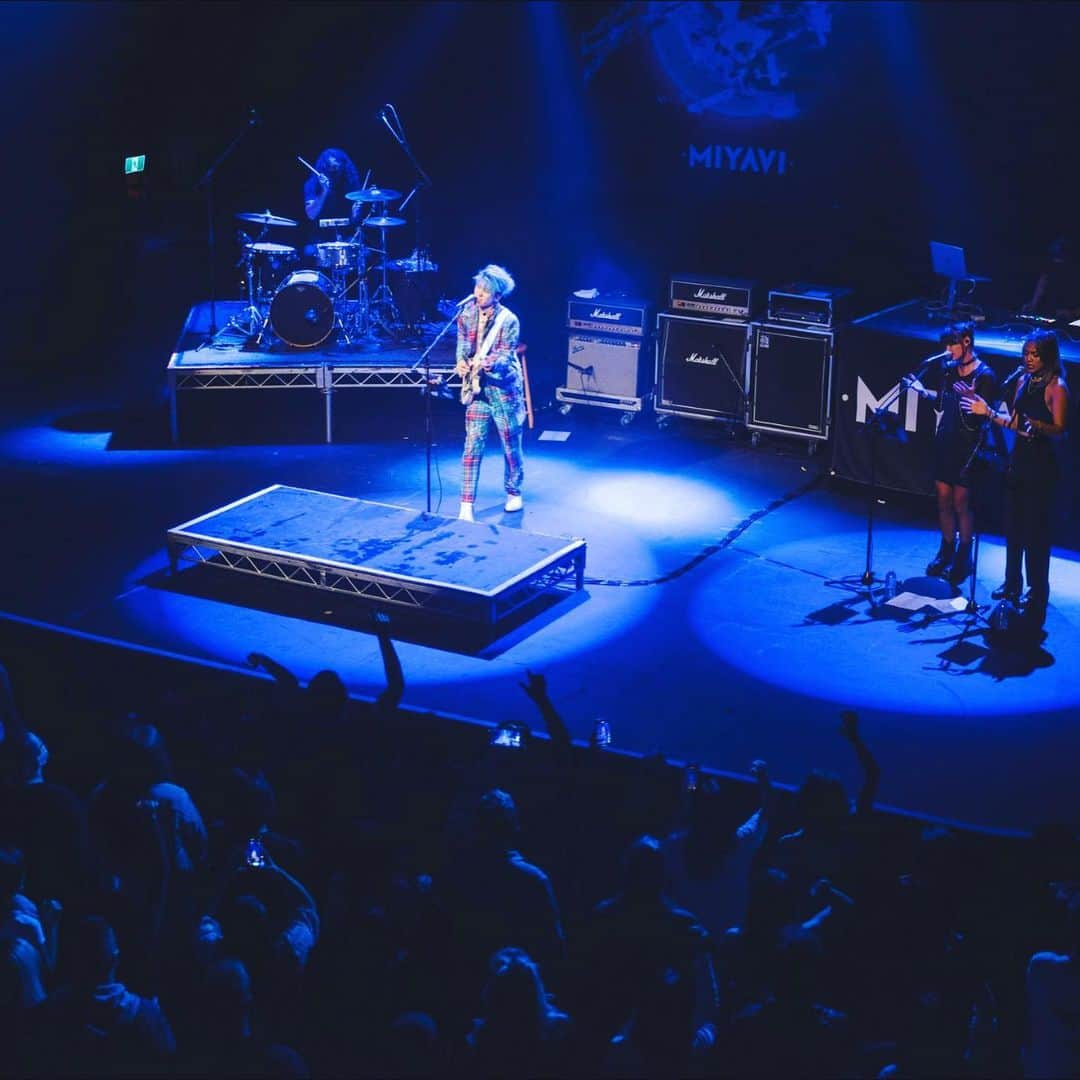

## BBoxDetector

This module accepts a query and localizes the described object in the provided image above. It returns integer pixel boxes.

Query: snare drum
[269,270,335,348]
[315,241,360,271]
[245,241,298,296]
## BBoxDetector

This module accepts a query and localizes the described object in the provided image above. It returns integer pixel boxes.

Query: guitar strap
[475,307,511,365]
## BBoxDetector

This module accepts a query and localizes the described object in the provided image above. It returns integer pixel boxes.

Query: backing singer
[905,322,999,586]
[961,329,1070,632]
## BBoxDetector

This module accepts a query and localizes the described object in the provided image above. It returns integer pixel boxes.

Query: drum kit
[220,187,438,350]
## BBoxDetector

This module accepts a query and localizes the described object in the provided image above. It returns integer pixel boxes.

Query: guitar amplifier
[669,274,756,320]
[566,295,649,337]
[562,333,647,399]
[767,284,853,328]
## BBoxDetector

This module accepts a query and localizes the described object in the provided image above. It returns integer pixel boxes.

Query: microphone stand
[855,352,941,602]
[380,105,433,324]
[195,115,257,349]
[411,302,466,513]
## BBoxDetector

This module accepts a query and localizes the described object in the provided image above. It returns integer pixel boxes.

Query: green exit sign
[124,155,146,175]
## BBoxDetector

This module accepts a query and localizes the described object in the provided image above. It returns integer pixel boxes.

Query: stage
[1,373,1079,834]
[167,484,585,626]
[167,301,458,444]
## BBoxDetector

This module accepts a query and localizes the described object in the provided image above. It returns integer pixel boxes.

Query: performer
[905,322,999,585]
[961,329,1070,631]
[301,148,361,252]
[455,265,525,522]
[1022,233,1080,323]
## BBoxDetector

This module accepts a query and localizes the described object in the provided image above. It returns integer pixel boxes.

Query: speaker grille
[564,334,644,398]
[749,324,833,438]
[657,314,750,419]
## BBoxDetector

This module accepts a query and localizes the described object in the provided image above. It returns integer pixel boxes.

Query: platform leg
[576,550,586,590]
[319,365,334,444]
[169,373,178,445]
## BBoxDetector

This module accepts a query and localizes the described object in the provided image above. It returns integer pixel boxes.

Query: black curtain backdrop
[2,1,1077,403]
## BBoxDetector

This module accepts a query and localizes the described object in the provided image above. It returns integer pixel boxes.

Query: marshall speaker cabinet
[747,322,834,441]
[655,313,751,422]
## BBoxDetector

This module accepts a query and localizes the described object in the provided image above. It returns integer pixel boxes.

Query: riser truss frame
[167,538,584,624]
[172,367,458,392]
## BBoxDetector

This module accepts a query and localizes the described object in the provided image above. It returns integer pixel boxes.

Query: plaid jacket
[457,302,523,400]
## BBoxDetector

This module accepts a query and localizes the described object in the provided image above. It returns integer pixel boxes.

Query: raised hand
[840,710,859,741]
[519,669,549,703]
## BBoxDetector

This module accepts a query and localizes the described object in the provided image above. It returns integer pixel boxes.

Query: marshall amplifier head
[669,274,756,320]
[766,283,853,328]
[566,295,649,337]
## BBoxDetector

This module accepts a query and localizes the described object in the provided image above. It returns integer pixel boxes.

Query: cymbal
[345,186,402,203]
[386,255,439,272]
[236,209,298,227]
[245,242,297,254]
[363,215,406,228]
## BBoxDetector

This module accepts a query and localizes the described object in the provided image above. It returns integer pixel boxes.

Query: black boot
[948,540,973,586]
[926,538,955,578]
[991,582,1021,602]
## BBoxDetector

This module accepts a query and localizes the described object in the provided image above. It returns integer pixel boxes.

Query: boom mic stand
[837,350,947,604]
[195,108,259,349]
[379,103,434,324]
[411,298,469,513]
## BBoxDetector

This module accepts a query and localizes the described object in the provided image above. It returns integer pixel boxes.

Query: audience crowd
[0,627,1077,1078]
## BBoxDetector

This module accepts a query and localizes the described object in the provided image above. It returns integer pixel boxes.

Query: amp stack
[656,274,757,424]
[556,293,652,422]
[748,282,851,444]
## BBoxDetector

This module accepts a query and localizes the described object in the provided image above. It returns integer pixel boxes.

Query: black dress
[1003,374,1062,617]
[932,358,999,486]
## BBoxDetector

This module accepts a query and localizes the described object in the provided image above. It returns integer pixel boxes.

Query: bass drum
[270,270,335,348]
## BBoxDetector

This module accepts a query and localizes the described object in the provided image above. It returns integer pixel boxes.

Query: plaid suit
[458,302,525,505]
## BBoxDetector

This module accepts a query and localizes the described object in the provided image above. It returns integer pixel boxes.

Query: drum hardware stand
[195,110,259,349]
[368,219,401,335]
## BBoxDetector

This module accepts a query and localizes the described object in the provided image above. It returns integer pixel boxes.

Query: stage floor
[1,387,1078,833]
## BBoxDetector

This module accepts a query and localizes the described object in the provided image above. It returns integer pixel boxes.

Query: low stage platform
[166,485,587,626]
[167,302,458,445]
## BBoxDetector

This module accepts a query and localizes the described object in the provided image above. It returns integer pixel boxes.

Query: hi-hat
[345,186,402,202]
[236,209,298,226]
[363,215,406,228]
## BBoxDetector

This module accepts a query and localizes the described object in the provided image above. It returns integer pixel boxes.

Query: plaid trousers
[460,384,525,504]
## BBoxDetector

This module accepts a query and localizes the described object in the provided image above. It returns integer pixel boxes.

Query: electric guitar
[460,353,485,406]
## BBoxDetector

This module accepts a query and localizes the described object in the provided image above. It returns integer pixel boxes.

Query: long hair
[304,147,360,200]
[1024,329,1063,378]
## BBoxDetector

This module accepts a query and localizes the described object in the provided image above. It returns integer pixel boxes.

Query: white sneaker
[458,502,475,522]
[504,494,523,512]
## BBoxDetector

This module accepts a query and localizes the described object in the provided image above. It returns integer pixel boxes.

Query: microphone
[1000,364,1026,389]
[456,294,476,307]
[925,349,952,365]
